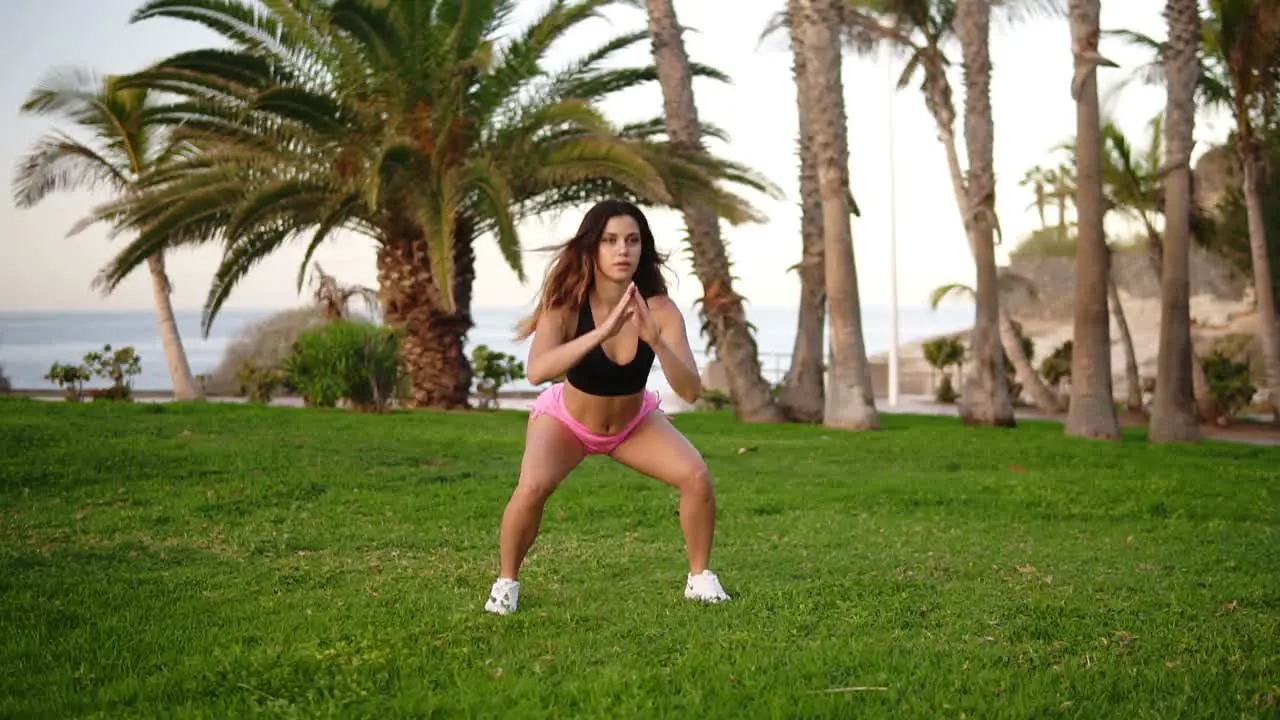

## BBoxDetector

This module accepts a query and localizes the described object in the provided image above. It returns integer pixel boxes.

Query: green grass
[1,397,1277,719]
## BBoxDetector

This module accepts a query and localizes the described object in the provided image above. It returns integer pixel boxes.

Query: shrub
[204,307,329,396]
[1039,340,1073,392]
[1201,338,1258,424]
[238,362,286,405]
[923,336,966,404]
[284,320,402,412]
[45,362,91,402]
[83,344,142,401]
[471,345,525,410]
[1003,320,1035,406]
[0,364,10,394]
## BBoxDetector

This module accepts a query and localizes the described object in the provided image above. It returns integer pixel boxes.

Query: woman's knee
[513,474,560,505]
[680,462,715,500]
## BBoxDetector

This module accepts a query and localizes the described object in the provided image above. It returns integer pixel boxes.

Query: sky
[0,0,1237,315]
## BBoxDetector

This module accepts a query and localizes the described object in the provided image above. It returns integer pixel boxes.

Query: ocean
[0,304,975,395]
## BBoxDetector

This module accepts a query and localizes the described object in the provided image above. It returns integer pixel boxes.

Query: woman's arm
[525,307,603,385]
[644,296,702,404]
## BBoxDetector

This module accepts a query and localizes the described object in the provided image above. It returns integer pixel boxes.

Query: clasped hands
[598,283,661,346]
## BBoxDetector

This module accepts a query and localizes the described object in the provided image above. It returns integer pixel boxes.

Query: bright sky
[0,0,1235,314]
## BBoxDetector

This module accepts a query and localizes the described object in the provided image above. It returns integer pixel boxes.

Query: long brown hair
[515,199,670,341]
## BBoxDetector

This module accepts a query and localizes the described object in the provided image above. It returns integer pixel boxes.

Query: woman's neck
[593,278,628,307]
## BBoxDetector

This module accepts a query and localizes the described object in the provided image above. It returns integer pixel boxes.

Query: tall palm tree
[1149,10,1201,442]
[776,6,828,423]
[792,0,879,430]
[955,0,1015,426]
[643,0,783,423]
[1065,0,1122,439]
[12,71,204,402]
[88,0,771,410]
[1152,0,1204,442]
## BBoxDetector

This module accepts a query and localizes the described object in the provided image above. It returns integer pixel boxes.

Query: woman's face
[595,214,643,283]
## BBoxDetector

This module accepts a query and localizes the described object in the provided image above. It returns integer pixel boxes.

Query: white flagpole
[887,58,901,408]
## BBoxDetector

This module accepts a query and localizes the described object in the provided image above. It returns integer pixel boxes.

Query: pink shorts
[529,382,662,455]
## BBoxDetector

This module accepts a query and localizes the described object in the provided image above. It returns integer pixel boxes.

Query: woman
[484,199,731,615]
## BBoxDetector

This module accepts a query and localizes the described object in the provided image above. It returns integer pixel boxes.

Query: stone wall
[1001,243,1248,322]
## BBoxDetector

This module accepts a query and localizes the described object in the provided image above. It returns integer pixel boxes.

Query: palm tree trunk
[793,0,878,430]
[146,251,203,401]
[999,310,1063,412]
[1149,0,1202,442]
[645,0,782,423]
[1142,220,1217,422]
[778,12,826,423]
[1241,157,1280,420]
[1107,274,1144,414]
[955,0,1014,427]
[920,61,975,254]
[1065,0,1121,440]
[377,230,472,410]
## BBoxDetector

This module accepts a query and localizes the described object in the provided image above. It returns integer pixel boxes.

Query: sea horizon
[0,303,976,393]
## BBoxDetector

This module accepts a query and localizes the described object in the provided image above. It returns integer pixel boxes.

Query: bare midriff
[562,382,646,435]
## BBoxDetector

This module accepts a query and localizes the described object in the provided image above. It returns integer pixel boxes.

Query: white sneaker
[484,578,520,615]
[684,570,731,603]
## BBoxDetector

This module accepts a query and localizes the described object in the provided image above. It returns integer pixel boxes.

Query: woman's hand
[596,283,637,340]
[630,291,661,345]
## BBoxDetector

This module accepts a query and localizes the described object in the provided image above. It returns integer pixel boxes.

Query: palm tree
[87,0,772,410]
[792,0,879,430]
[643,0,783,422]
[12,71,204,402]
[1149,0,1204,441]
[309,264,379,322]
[1112,0,1280,421]
[1063,0,1122,439]
[955,0,1015,426]
[832,0,1064,426]
[775,5,828,423]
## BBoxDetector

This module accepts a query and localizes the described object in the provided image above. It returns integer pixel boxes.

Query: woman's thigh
[516,414,587,497]
[607,413,709,490]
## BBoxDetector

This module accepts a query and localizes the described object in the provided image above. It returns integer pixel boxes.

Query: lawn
[1,397,1277,719]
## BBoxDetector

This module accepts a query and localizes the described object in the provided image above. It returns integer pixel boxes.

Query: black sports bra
[565,298,655,396]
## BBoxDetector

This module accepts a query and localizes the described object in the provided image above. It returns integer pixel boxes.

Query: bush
[45,344,142,402]
[83,344,142,401]
[1039,340,1073,392]
[923,336,966,404]
[284,320,402,412]
[205,307,329,396]
[0,364,10,394]
[1003,320,1035,406]
[237,362,287,405]
[1201,350,1256,424]
[471,345,525,410]
[45,362,91,402]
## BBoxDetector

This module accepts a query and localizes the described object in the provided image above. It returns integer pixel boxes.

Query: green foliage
[1201,350,1256,424]
[923,336,966,405]
[45,344,142,402]
[1010,226,1077,259]
[1003,320,1036,405]
[206,307,328,396]
[89,0,772,333]
[82,344,142,401]
[236,362,286,405]
[1039,340,1073,391]
[44,362,91,402]
[470,345,526,410]
[283,321,402,413]
[697,388,733,411]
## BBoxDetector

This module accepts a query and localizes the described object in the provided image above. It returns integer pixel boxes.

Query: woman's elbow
[677,379,701,405]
